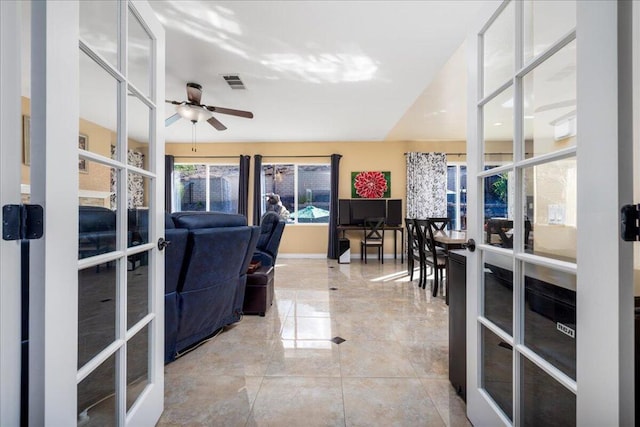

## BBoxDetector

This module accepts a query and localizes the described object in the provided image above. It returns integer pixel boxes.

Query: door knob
[158,237,171,251]
[465,238,476,252]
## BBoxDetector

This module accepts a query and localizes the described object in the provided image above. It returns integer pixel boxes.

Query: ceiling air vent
[222,74,246,90]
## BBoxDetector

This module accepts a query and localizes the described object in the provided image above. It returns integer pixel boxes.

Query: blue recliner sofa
[164,212,260,362]
[252,212,286,267]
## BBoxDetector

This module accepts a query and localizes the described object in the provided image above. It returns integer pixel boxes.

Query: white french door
[26,1,165,425]
[466,1,634,425]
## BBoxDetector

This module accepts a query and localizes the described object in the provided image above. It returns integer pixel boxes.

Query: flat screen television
[349,199,386,225]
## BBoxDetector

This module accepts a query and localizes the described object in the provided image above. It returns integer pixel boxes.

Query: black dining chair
[405,218,422,282]
[414,218,448,296]
[428,217,451,232]
[361,217,385,264]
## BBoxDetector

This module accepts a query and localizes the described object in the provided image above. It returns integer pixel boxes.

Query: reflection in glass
[126,324,149,411]
[127,172,149,248]
[523,40,577,159]
[483,1,514,96]
[127,252,149,329]
[483,251,513,335]
[127,94,150,170]
[523,0,576,62]
[209,165,240,213]
[483,87,514,165]
[524,263,576,379]
[78,265,116,368]
[78,353,116,426]
[483,171,511,226]
[522,355,576,426]
[128,8,152,96]
[482,325,513,421]
[80,1,119,69]
[523,158,577,263]
[79,162,118,259]
[80,51,118,161]
[174,164,207,211]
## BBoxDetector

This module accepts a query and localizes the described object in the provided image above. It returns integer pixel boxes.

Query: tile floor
[157,258,470,427]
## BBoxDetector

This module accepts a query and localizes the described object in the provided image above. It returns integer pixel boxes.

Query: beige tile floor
[158,258,471,427]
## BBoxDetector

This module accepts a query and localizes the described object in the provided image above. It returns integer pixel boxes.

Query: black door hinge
[2,204,43,241]
[621,204,640,241]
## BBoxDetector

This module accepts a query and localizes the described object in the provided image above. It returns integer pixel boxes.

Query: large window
[262,163,331,224]
[173,164,239,213]
[448,163,514,231]
[447,164,467,230]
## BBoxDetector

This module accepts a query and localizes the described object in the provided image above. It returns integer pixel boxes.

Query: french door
[466,1,634,425]
[0,1,166,425]
[0,1,24,425]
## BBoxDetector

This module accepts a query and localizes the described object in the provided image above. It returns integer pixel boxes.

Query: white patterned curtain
[406,152,447,218]
[110,146,145,209]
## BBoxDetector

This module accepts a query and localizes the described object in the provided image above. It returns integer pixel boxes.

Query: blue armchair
[253,212,286,267]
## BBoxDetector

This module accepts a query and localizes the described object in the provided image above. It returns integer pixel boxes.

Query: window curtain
[238,155,250,218]
[327,154,342,259]
[165,155,174,212]
[406,152,447,219]
[252,154,263,225]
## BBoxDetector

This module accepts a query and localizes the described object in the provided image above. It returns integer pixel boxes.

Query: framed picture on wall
[351,171,391,198]
[23,115,30,166]
[79,134,88,172]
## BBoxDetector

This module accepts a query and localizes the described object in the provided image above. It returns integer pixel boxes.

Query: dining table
[431,230,467,252]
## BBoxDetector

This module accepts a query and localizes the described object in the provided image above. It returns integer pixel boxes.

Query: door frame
[0,1,24,425]
[465,1,635,425]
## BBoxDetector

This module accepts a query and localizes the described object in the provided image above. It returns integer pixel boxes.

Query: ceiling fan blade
[204,105,253,119]
[207,116,227,131]
[186,82,202,105]
[165,113,181,127]
[165,100,182,105]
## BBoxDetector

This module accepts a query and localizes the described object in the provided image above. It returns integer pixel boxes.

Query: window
[173,164,239,213]
[262,163,331,224]
[447,164,467,230]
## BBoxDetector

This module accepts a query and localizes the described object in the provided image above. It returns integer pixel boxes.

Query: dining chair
[360,217,385,264]
[485,218,532,249]
[414,218,448,296]
[428,217,451,232]
[405,218,422,282]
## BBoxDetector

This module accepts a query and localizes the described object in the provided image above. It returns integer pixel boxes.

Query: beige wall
[167,140,467,256]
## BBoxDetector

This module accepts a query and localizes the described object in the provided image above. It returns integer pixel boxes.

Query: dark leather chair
[163,213,188,363]
[360,217,385,264]
[253,212,286,267]
[78,206,116,259]
[164,212,260,361]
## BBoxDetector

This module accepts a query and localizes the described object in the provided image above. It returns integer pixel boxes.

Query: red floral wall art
[351,171,391,198]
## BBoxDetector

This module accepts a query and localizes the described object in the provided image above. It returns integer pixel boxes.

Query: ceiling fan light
[176,104,212,123]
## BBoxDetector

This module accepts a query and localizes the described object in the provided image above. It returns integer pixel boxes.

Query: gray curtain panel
[238,155,250,218]
[165,155,174,212]
[406,152,447,219]
[252,154,263,225]
[327,154,342,259]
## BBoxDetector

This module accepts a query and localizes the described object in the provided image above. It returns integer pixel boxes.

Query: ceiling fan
[165,82,254,131]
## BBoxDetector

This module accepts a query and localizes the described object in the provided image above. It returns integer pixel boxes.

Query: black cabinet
[448,250,467,401]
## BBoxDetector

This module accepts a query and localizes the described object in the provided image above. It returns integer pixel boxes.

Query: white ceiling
[149,0,501,143]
